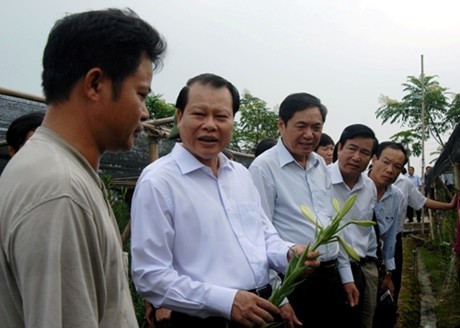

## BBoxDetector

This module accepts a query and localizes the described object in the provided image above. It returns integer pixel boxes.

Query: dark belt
[247,284,272,299]
[360,256,378,265]
[319,258,338,270]
[168,284,273,328]
[352,256,378,267]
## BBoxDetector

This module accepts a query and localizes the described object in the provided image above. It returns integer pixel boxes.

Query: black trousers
[373,239,398,328]
[169,313,232,328]
[407,206,421,222]
[343,261,367,326]
[166,285,276,328]
[287,259,347,328]
[393,232,403,307]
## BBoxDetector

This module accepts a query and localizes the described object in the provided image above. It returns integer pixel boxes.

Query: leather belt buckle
[255,286,266,296]
[249,284,272,299]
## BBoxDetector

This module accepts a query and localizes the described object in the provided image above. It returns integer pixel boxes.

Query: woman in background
[315,133,335,165]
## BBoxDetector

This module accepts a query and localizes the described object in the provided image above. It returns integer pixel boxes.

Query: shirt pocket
[236,202,265,246]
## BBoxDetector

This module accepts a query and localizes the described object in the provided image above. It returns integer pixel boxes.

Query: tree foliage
[389,130,422,158]
[146,93,176,120]
[447,93,460,123]
[376,75,458,156]
[231,91,279,153]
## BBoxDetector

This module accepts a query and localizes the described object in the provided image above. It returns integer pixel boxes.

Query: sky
[1,0,459,174]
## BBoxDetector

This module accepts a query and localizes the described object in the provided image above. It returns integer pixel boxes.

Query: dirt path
[417,251,437,327]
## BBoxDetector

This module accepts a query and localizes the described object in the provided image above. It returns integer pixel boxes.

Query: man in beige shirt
[0,8,166,328]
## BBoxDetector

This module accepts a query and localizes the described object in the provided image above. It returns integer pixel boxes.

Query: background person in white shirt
[406,166,422,222]
[393,170,456,309]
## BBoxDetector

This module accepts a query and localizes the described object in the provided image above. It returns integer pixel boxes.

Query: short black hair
[42,8,167,103]
[375,141,408,165]
[278,92,327,124]
[315,133,334,151]
[338,124,378,153]
[255,138,277,157]
[6,111,45,152]
[175,73,240,116]
[333,124,378,162]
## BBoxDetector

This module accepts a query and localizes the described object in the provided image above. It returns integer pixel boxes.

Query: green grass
[396,236,421,328]
[398,236,460,328]
[397,192,460,328]
[419,205,460,328]
[419,243,460,328]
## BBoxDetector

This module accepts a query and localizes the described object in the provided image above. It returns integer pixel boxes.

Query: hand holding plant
[263,194,375,327]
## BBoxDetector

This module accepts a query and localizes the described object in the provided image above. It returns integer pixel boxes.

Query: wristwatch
[385,271,392,277]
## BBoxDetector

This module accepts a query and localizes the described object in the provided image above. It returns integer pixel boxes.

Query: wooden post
[148,135,159,163]
[420,54,428,236]
[122,132,161,247]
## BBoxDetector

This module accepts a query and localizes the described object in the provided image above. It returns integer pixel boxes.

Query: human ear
[277,118,284,132]
[84,68,105,99]
[8,146,16,158]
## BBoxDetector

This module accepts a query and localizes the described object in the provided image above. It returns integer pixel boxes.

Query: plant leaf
[300,204,323,228]
[269,193,363,312]
[347,220,376,227]
[337,235,360,262]
[332,198,341,213]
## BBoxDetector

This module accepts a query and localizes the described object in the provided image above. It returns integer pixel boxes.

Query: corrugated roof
[0,90,170,180]
[425,123,460,186]
[1,89,256,188]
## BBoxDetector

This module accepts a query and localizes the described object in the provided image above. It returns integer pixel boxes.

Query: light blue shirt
[443,172,454,185]
[131,143,293,319]
[407,174,421,189]
[373,184,404,271]
[394,174,426,233]
[328,162,378,284]
[249,138,338,261]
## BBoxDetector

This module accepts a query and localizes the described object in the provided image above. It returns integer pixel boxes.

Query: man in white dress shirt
[130,73,317,328]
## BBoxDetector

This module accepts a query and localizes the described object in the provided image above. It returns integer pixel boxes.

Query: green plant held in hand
[263,194,375,328]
